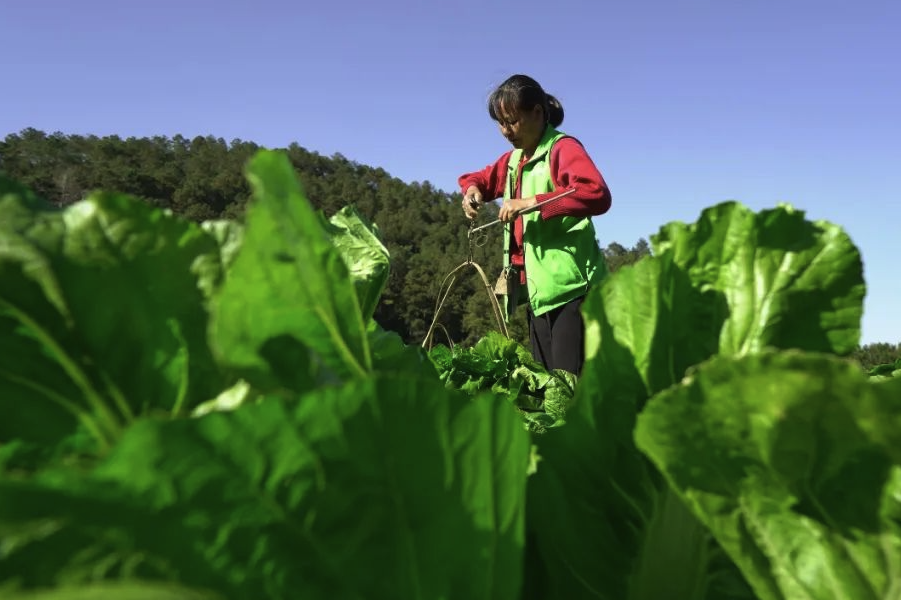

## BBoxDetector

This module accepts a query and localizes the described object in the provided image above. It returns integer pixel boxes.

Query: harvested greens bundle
[429,332,577,433]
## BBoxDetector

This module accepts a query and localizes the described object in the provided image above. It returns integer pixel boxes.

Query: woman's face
[496,103,545,153]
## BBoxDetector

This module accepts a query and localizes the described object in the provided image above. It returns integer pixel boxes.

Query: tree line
[0,129,895,368]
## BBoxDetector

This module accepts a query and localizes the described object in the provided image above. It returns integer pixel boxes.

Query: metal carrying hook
[466,188,577,238]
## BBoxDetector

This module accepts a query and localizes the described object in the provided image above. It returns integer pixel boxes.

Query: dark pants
[527,295,586,376]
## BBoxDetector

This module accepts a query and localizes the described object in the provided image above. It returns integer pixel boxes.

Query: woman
[458,74,612,376]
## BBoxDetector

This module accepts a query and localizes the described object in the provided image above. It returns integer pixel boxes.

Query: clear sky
[2,0,898,344]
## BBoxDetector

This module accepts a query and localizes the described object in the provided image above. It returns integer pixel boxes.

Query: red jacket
[458,136,612,282]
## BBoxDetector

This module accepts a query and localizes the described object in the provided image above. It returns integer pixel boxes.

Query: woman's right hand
[463,186,482,220]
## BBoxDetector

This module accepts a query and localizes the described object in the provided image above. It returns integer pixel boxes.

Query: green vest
[503,126,607,317]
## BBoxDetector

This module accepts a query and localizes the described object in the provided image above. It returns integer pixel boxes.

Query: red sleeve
[457,150,512,201]
[537,137,612,219]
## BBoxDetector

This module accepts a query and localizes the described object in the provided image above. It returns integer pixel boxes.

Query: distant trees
[851,342,901,371]
[603,239,651,272]
[0,129,260,217]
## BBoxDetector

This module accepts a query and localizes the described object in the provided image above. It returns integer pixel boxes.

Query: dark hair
[488,74,564,127]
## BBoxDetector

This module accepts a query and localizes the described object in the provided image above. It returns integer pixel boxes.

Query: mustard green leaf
[210,151,372,389]
[0,376,530,600]
[636,351,901,600]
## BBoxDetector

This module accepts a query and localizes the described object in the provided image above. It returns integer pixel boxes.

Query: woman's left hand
[498,196,537,222]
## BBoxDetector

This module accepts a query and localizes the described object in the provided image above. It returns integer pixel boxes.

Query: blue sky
[2,0,898,344]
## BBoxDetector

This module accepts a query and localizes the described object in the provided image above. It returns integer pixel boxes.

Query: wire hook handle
[467,187,577,236]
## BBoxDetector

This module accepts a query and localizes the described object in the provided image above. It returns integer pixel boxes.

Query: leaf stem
[1,299,122,443]
[0,368,110,451]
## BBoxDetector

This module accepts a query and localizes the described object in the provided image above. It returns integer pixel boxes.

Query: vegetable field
[1,150,899,600]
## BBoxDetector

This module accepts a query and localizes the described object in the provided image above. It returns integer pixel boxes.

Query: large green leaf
[322,206,432,378]
[652,201,865,355]
[0,376,530,600]
[525,201,866,599]
[210,151,373,389]
[367,319,437,379]
[636,352,901,600]
[201,205,390,333]
[323,205,390,322]
[199,219,244,281]
[0,181,230,449]
[1,581,223,600]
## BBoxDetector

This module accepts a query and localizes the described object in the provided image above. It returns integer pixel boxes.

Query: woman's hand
[498,197,537,222]
[463,186,482,220]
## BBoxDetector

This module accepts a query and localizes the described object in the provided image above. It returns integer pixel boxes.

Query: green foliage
[0,377,529,600]
[636,351,901,600]
[522,201,867,599]
[0,581,223,600]
[0,179,232,451]
[210,152,376,387]
[2,146,899,600]
[868,357,901,380]
[323,205,390,322]
[429,331,577,434]
[0,151,530,599]
[651,202,865,356]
